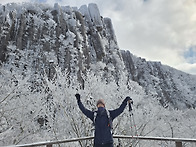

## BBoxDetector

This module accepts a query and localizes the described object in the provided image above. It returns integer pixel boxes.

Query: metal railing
[7,135,196,147]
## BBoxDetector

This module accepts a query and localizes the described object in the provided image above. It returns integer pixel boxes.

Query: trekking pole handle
[128,100,132,111]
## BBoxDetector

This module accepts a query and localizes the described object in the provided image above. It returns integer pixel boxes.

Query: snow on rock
[53,3,61,13]
[88,3,103,31]
[79,5,90,18]
[104,17,117,44]
[121,50,196,109]
[79,4,92,26]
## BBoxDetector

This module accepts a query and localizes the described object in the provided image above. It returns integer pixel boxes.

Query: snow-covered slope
[0,3,196,146]
[121,50,196,109]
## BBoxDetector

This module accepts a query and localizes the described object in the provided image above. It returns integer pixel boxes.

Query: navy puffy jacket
[77,98,129,145]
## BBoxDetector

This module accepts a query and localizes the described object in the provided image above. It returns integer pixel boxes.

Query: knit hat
[96,99,105,107]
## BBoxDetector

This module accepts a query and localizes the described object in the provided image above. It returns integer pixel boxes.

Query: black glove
[125,96,133,111]
[75,93,80,101]
[125,96,133,104]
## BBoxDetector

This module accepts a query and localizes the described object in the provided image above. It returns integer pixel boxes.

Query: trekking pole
[128,100,140,147]
[128,100,134,146]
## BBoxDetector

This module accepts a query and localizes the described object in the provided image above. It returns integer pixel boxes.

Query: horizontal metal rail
[6,135,196,147]
[7,136,94,147]
[113,135,196,143]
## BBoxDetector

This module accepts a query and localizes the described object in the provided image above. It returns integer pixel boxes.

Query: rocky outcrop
[121,50,196,109]
[0,3,122,81]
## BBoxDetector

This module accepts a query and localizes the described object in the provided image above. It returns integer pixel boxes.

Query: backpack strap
[93,111,97,125]
[106,109,113,129]
[105,109,110,118]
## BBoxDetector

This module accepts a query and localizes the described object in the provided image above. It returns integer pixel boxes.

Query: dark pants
[94,143,113,147]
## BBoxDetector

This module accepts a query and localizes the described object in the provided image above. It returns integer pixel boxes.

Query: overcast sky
[1,0,196,75]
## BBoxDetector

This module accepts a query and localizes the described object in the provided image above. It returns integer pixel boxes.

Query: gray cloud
[98,0,196,74]
[0,0,28,4]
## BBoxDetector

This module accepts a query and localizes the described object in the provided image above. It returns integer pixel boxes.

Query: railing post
[46,144,52,147]
[175,141,182,147]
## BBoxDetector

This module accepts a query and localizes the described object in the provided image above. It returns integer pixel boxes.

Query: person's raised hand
[125,96,133,104]
[75,93,80,101]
